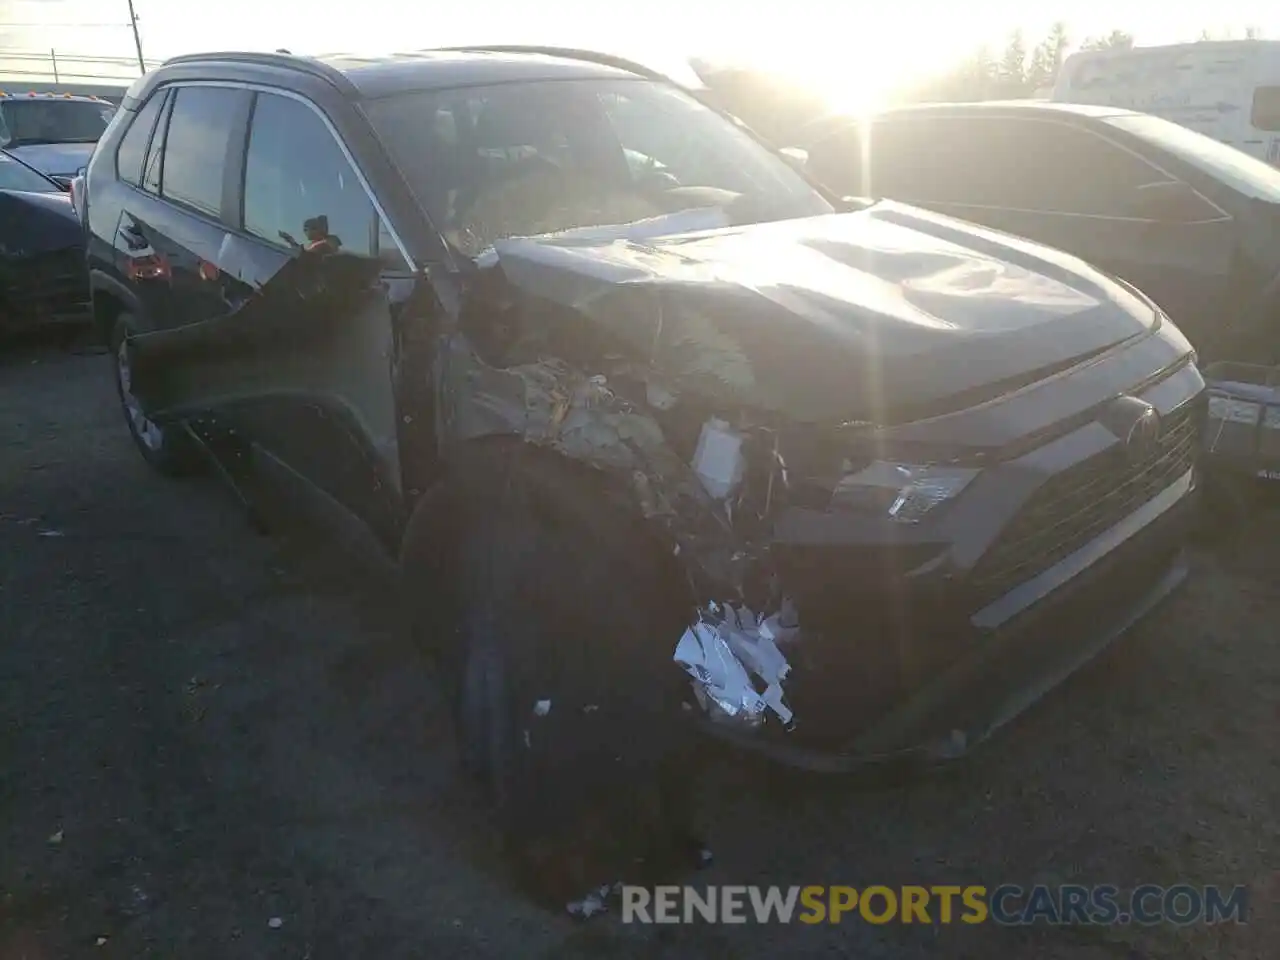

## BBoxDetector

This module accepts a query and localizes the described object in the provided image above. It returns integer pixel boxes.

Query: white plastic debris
[691,418,746,500]
[268,917,283,929]
[48,830,63,845]
[673,602,799,728]
[96,937,108,947]
[566,882,623,919]
[533,699,552,717]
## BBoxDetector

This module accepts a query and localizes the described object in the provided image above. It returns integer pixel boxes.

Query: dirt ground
[1,342,1276,959]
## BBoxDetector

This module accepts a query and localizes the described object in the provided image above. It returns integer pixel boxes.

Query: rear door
[112,83,255,333]
[867,114,1237,323]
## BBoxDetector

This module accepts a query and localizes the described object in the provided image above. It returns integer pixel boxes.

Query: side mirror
[779,146,809,171]
[1128,180,1210,223]
[835,195,874,212]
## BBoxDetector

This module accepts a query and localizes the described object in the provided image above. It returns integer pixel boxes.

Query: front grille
[972,399,1200,599]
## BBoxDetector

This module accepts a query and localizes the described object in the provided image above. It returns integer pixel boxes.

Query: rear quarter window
[115,91,166,186]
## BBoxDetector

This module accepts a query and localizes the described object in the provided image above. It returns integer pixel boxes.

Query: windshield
[0,151,60,192]
[363,77,832,257]
[0,99,114,146]
[1104,113,1280,204]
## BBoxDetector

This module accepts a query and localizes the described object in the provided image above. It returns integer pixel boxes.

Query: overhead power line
[0,2,147,72]
[0,23,135,29]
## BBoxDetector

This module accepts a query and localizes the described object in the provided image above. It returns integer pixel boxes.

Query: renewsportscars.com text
[620,884,1248,925]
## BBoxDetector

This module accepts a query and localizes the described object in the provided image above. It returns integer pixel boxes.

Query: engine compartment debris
[442,234,819,732]
[691,417,746,501]
[673,600,800,730]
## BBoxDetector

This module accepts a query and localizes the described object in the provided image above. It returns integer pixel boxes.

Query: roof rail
[433,45,673,84]
[159,50,353,92]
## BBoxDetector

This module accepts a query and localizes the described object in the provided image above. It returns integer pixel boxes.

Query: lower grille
[973,399,1200,599]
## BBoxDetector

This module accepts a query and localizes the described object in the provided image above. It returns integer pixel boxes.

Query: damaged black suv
[84,47,1204,829]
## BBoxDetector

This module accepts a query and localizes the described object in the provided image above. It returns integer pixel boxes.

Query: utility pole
[127,0,146,74]
[51,48,59,83]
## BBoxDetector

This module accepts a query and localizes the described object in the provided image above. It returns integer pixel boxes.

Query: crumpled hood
[490,202,1159,423]
[6,142,95,179]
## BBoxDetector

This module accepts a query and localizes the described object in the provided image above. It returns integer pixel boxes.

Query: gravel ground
[1,343,1276,959]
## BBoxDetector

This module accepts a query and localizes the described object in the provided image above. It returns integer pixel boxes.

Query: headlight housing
[830,461,978,523]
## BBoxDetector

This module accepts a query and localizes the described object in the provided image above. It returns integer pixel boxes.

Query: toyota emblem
[1104,396,1161,462]
[1125,406,1161,459]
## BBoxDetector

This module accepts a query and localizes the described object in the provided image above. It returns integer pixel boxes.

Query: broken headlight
[831,461,978,523]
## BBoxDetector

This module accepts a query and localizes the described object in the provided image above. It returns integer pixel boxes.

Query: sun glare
[714,34,938,117]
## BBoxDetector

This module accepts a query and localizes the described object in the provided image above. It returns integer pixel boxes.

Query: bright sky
[3,0,1280,107]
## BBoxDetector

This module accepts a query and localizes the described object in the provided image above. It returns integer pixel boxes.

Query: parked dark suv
[800,101,1280,364]
[84,47,1204,893]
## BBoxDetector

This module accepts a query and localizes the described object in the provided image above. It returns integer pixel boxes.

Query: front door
[128,88,420,550]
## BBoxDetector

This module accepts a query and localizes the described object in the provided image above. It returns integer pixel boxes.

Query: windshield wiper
[7,137,98,146]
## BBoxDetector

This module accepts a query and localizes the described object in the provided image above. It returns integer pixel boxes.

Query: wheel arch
[399,437,692,654]
[89,268,142,343]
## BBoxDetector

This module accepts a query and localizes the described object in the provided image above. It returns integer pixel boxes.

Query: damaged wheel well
[92,287,126,345]
[400,439,695,657]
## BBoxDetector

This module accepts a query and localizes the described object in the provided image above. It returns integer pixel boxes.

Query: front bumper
[702,470,1195,772]
[696,348,1205,772]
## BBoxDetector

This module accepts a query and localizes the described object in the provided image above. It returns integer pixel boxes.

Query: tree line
[691,24,1268,145]
[902,22,1266,102]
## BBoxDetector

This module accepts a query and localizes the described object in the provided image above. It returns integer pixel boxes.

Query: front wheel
[111,315,199,476]
[401,453,701,904]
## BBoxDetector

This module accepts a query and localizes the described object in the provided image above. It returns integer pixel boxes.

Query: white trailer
[1053,40,1280,164]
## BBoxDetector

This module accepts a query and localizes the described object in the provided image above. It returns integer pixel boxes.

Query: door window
[158,85,245,218]
[115,90,166,187]
[870,116,1170,217]
[242,92,379,259]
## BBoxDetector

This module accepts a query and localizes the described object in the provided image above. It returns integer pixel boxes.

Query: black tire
[110,314,200,476]
[401,448,701,902]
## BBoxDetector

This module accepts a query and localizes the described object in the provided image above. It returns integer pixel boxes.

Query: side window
[160,86,244,218]
[115,90,166,186]
[868,119,991,204]
[141,92,171,194]
[872,117,1169,216]
[1252,86,1280,132]
[242,92,378,259]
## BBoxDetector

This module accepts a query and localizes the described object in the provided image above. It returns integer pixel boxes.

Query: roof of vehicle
[799,99,1139,141]
[1064,38,1277,61]
[0,89,114,104]
[876,100,1138,120]
[158,46,657,101]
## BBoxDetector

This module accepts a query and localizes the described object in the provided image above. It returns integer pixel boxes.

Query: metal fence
[0,48,159,84]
